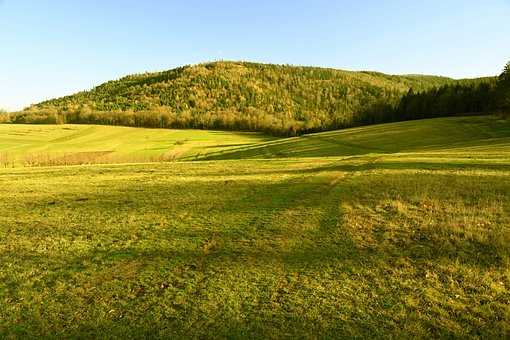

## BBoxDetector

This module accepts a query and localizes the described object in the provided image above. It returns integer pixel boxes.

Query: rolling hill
[32,61,456,114]
[17,61,495,135]
[204,115,510,159]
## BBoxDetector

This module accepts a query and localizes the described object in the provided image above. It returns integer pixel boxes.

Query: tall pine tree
[497,61,510,111]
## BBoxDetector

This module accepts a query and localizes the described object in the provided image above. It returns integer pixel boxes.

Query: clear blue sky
[1,0,509,111]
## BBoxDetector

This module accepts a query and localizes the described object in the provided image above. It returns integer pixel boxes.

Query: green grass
[204,115,510,159]
[0,116,509,338]
[0,124,274,165]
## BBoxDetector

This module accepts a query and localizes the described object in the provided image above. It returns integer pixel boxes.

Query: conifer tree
[497,61,510,111]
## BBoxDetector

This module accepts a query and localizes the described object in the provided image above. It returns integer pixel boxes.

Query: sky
[1,0,509,111]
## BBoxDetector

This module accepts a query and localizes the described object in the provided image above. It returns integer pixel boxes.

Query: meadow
[0,124,273,166]
[0,115,509,338]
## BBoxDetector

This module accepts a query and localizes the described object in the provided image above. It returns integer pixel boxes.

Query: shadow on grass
[1,166,509,338]
[6,166,508,267]
[183,159,510,178]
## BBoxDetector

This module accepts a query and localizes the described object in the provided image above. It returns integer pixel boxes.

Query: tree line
[388,62,509,122]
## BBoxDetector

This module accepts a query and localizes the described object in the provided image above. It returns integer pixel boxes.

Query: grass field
[0,124,273,166]
[0,116,509,338]
[204,115,510,159]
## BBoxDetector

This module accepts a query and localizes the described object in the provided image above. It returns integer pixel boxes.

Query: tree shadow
[1,166,508,338]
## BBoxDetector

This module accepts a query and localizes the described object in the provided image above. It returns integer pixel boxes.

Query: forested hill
[20,61,497,135]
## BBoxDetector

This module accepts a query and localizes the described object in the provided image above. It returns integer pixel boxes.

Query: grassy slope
[204,115,510,159]
[0,116,509,338]
[2,115,508,165]
[0,124,274,165]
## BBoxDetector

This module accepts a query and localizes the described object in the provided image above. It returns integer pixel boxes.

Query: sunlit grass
[0,116,509,337]
[0,154,508,338]
[0,124,274,166]
[204,115,510,159]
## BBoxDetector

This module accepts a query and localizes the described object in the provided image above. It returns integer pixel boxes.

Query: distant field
[0,116,509,338]
[2,116,509,166]
[204,115,510,159]
[0,124,274,166]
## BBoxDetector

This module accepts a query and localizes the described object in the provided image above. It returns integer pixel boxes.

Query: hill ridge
[17,61,496,136]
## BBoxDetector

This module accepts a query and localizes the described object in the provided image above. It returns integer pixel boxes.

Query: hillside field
[0,124,273,166]
[0,115,509,338]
